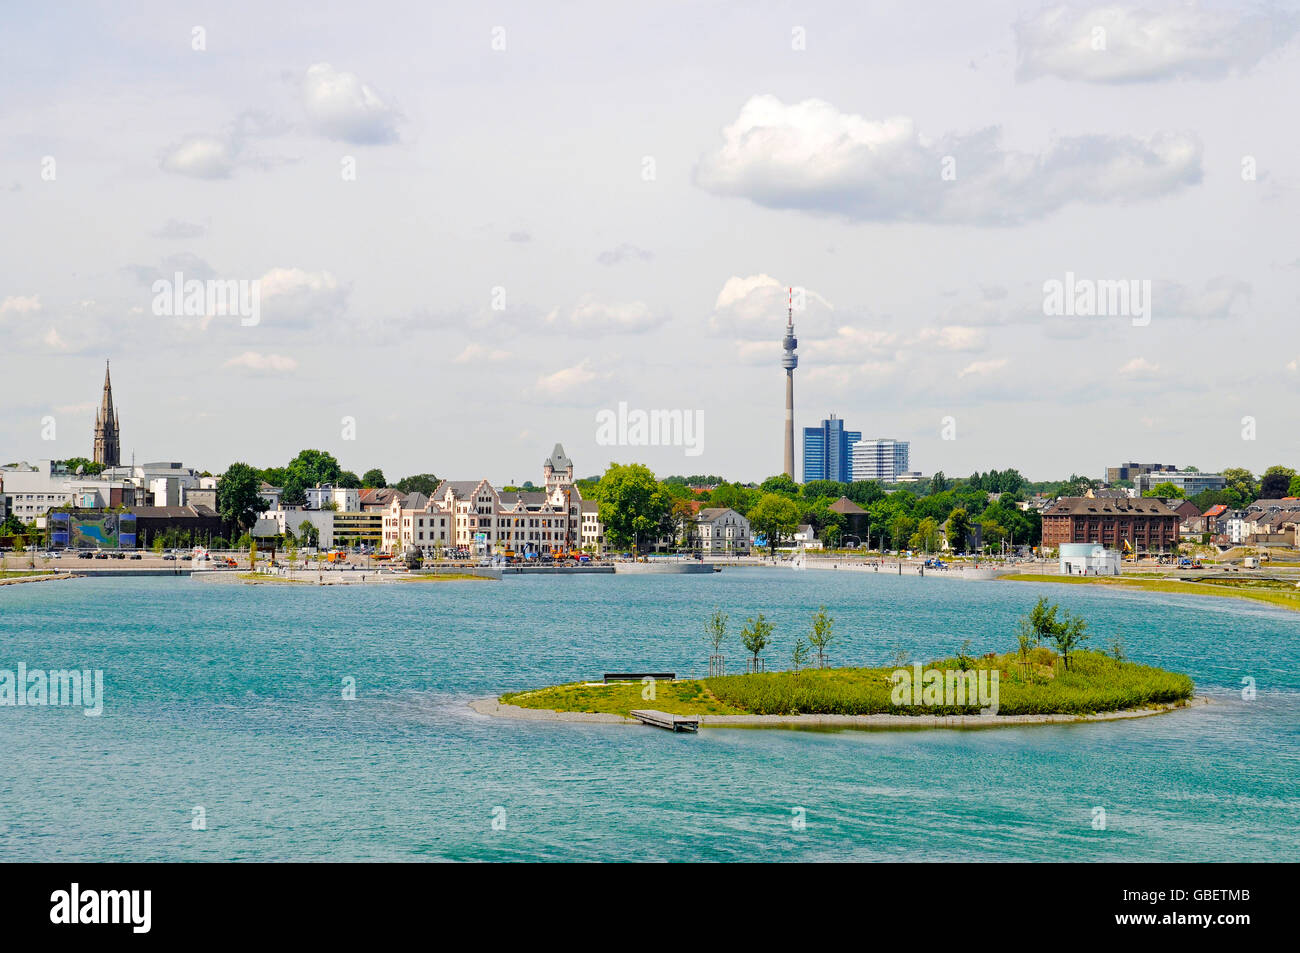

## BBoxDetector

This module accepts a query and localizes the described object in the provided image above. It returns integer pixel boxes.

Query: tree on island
[808,606,836,668]
[593,463,672,553]
[1019,597,1088,671]
[740,613,773,673]
[791,637,810,674]
[217,462,266,533]
[705,609,728,675]
[1049,612,1089,672]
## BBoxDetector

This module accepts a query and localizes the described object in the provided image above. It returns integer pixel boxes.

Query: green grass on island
[501,647,1194,719]
[1000,572,1300,612]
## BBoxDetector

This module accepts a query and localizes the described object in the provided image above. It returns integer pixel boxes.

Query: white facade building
[852,439,912,483]
[691,508,751,554]
[382,444,597,557]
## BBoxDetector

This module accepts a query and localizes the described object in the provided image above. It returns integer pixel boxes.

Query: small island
[479,600,1200,729]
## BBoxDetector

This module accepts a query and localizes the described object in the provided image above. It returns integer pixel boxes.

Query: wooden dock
[629,709,700,733]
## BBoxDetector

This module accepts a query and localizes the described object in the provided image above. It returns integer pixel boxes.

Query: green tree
[394,473,440,497]
[1259,465,1296,499]
[888,513,917,550]
[1221,468,1257,506]
[928,471,949,495]
[945,508,971,552]
[1290,475,1300,499]
[361,468,387,488]
[705,610,729,655]
[1049,611,1089,672]
[1142,481,1184,499]
[217,462,266,533]
[808,606,835,667]
[286,449,342,487]
[593,463,672,552]
[911,516,941,553]
[791,637,810,674]
[759,473,799,496]
[802,479,849,502]
[740,613,773,671]
[336,470,362,489]
[748,493,802,554]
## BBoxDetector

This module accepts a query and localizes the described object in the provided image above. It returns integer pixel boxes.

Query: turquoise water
[1,570,1296,861]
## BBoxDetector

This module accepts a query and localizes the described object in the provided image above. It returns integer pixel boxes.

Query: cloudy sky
[2,0,1298,484]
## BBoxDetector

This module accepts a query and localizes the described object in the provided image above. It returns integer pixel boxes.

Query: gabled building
[690,507,751,554]
[1040,497,1181,552]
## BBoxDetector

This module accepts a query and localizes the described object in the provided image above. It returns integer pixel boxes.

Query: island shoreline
[469,694,1209,730]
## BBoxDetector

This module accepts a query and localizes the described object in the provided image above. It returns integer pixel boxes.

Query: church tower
[92,360,121,467]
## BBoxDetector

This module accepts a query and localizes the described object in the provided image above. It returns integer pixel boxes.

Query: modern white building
[0,460,138,526]
[851,439,911,483]
[1059,543,1121,576]
[1133,470,1226,496]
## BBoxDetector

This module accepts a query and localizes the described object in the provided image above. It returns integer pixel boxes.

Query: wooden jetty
[629,709,700,733]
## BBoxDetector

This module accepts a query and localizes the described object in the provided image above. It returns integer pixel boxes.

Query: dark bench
[604,672,675,684]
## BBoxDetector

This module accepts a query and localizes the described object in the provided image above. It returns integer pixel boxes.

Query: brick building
[1041,497,1181,552]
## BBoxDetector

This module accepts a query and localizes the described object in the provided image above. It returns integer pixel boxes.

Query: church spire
[93,359,121,467]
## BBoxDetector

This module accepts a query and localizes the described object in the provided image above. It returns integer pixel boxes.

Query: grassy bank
[1000,572,1300,612]
[501,648,1194,718]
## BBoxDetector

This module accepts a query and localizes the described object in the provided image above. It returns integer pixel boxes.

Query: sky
[1,0,1298,485]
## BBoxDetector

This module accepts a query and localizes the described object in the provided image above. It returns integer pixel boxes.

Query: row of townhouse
[382,445,597,556]
[380,444,754,557]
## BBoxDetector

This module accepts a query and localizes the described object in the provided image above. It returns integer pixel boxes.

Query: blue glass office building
[802,415,861,483]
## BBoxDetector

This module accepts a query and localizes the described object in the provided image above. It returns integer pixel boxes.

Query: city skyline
[2,1,1298,483]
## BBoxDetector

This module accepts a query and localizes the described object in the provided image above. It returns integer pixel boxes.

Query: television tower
[781,287,798,479]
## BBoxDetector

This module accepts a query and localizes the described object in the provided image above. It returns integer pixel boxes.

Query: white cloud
[710,273,834,338]
[1016,3,1300,84]
[959,358,1008,378]
[43,327,65,349]
[915,325,988,352]
[1119,356,1161,377]
[258,268,348,325]
[454,343,511,363]
[695,95,1201,225]
[302,63,400,144]
[160,136,236,179]
[557,295,665,334]
[535,359,601,396]
[0,294,42,317]
[223,352,298,373]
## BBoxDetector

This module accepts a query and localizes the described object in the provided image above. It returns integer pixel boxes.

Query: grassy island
[499,599,1195,721]
[501,648,1194,719]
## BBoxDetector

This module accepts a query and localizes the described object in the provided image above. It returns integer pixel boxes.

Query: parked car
[130,553,143,560]
[162,554,176,561]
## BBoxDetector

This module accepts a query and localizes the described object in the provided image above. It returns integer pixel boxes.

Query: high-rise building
[802,414,861,483]
[92,360,121,467]
[781,289,798,478]
[851,439,911,483]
